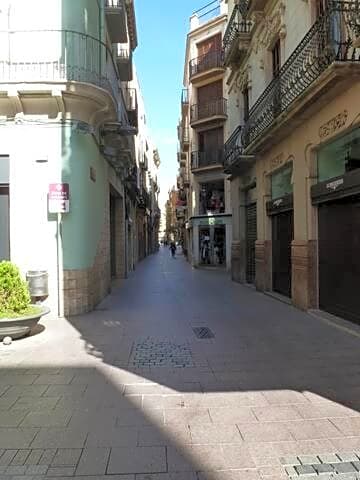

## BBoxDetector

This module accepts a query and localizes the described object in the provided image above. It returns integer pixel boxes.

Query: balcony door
[197,33,221,57]
[197,81,223,119]
[199,127,224,160]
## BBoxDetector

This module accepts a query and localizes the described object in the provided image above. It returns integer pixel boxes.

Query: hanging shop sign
[199,217,225,226]
[48,183,70,213]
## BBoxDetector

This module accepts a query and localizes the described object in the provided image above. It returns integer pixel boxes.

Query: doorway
[199,225,226,266]
[318,195,360,323]
[272,210,293,297]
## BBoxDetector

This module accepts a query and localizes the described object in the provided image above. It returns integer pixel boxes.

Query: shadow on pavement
[1,249,360,478]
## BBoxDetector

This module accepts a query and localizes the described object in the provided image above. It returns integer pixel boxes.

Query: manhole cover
[130,338,194,368]
[282,452,360,478]
[192,327,215,339]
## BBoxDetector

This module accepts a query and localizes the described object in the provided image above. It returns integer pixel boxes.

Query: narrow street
[1,249,360,480]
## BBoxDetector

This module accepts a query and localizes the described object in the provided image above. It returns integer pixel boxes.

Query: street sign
[48,183,70,213]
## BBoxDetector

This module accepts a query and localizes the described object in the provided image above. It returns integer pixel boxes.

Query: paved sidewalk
[0,248,360,479]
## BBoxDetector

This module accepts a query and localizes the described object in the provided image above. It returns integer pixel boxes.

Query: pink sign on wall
[48,183,70,213]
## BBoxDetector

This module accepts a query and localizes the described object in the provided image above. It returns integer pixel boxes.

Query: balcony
[115,44,133,81]
[223,5,252,66]
[0,29,122,125]
[191,149,224,172]
[192,0,222,27]
[242,1,360,153]
[189,50,225,83]
[123,87,138,131]
[223,125,255,175]
[190,98,227,127]
[178,124,190,150]
[105,0,127,44]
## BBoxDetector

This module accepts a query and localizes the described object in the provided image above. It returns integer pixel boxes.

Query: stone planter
[0,306,50,341]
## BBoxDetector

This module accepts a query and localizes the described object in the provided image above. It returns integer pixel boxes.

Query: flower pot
[0,305,50,341]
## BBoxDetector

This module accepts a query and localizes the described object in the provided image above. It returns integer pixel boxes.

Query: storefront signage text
[319,111,348,139]
[273,198,284,207]
[326,178,344,191]
[199,218,224,226]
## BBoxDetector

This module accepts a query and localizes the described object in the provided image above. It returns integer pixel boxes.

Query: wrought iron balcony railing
[116,45,131,59]
[223,125,244,173]
[178,125,189,146]
[242,1,360,149]
[191,149,224,170]
[193,0,221,26]
[238,0,251,17]
[105,0,123,7]
[223,4,252,64]
[0,29,120,103]
[189,49,224,78]
[190,98,227,123]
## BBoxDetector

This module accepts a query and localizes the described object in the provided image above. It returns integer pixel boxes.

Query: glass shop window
[318,129,360,182]
[199,181,225,215]
[271,163,293,199]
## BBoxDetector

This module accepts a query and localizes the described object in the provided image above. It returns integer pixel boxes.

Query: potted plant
[0,261,50,341]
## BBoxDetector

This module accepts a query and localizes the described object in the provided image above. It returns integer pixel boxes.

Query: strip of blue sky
[134,0,212,209]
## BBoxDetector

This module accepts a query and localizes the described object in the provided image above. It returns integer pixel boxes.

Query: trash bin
[26,271,49,299]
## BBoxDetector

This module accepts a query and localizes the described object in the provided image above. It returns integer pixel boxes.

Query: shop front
[312,128,360,324]
[190,214,232,270]
[267,163,294,298]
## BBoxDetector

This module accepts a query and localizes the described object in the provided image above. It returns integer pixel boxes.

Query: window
[197,33,221,57]
[318,130,360,182]
[272,39,281,78]
[271,164,293,199]
[199,181,225,215]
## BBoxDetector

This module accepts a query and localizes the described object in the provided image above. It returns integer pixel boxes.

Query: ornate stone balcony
[242,1,360,153]
[223,4,252,66]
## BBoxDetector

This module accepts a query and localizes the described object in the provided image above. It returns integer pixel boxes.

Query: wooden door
[197,81,222,104]
[197,33,221,56]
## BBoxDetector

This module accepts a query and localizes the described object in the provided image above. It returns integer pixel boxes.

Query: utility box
[26,271,49,300]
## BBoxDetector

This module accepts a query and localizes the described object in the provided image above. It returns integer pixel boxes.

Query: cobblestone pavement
[1,248,360,479]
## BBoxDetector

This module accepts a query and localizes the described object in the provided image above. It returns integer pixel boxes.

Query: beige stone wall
[255,83,360,308]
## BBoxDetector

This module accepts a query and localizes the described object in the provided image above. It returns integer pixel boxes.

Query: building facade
[0,0,160,317]
[179,0,233,270]
[223,0,360,322]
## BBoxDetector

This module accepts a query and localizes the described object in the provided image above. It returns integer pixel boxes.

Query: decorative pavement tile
[283,452,360,478]
[130,338,194,368]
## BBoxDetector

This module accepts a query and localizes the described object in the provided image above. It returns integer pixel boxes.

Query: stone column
[230,177,246,283]
[255,169,272,292]
[115,195,126,279]
[292,146,318,310]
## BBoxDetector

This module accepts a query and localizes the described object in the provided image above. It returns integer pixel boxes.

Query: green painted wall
[62,0,101,38]
[61,128,107,270]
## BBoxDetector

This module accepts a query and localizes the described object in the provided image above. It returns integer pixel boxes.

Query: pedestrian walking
[170,241,176,258]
